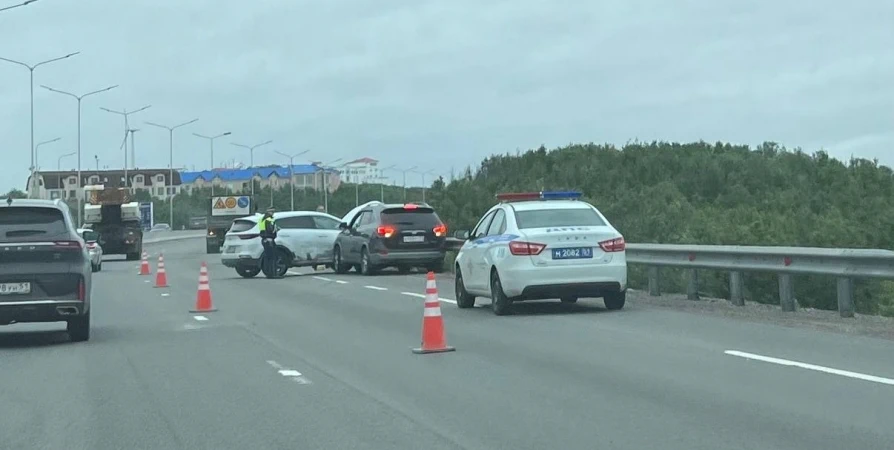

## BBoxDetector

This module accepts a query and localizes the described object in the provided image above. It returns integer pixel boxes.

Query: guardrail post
[729,271,744,306]
[687,270,699,300]
[778,274,796,312]
[648,267,660,296]
[836,277,855,318]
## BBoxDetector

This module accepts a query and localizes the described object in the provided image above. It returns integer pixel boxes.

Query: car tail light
[509,241,546,256]
[433,224,447,237]
[78,278,85,301]
[238,233,260,240]
[599,237,626,252]
[54,240,83,250]
[377,225,396,238]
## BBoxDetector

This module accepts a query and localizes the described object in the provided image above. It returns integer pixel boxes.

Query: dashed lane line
[364,285,388,291]
[725,350,894,386]
[400,291,458,305]
[312,276,333,282]
[193,315,209,322]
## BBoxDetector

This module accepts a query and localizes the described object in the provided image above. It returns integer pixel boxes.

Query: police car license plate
[403,236,425,243]
[0,282,30,295]
[552,247,593,260]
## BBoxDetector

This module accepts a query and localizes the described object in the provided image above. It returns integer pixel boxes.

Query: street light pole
[34,137,61,170]
[411,168,436,202]
[193,131,231,195]
[41,84,117,226]
[100,105,150,169]
[0,51,79,197]
[379,164,397,202]
[146,118,199,229]
[231,140,272,197]
[400,166,417,201]
[0,0,38,13]
[58,152,75,170]
[275,150,309,211]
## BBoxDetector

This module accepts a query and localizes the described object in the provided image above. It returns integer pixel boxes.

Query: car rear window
[229,219,257,233]
[0,207,70,243]
[514,208,606,229]
[380,207,442,228]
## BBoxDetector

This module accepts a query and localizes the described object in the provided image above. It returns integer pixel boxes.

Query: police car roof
[508,199,593,212]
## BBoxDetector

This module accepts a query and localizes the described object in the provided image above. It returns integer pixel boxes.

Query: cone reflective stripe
[153,255,168,288]
[412,271,455,354]
[139,251,151,275]
[190,262,217,313]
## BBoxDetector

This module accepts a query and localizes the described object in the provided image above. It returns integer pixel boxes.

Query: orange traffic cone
[190,262,217,313]
[412,272,455,354]
[154,255,168,288]
[139,251,151,275]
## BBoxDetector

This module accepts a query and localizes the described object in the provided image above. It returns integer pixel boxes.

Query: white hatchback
[453,191,627,315]
[220,211,343,278]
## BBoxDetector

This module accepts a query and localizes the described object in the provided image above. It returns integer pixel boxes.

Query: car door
[275,215,317,264]
[475,209,508,290]
[460,210,496,292]
[311,215,342,263]
[346,210,373,262]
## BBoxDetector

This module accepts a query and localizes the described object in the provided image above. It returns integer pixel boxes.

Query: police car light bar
[496,191,583,202]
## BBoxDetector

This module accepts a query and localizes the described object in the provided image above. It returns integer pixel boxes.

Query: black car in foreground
[332,202,448,275]
[0,198,92,342]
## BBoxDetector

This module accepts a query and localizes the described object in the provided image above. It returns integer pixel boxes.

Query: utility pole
[145,118,199,229]
[276,150,309,211]
[194,131,232,195]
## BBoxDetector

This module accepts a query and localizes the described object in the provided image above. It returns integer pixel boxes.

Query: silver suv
[0,198,92,342]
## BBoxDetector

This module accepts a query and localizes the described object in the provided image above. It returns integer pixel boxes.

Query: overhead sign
[211,196,251,217]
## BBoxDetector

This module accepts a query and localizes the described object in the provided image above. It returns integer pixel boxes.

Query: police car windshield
[514,208,605,229]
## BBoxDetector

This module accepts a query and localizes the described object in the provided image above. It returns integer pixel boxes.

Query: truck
[83,185,143,260]
[206,195,255,254]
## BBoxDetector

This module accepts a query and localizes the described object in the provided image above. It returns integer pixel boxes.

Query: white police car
[453,191,627,315]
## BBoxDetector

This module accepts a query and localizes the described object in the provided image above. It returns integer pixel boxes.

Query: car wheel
[560,296,578,304]
[490,270,511,316]
[455,268,476,309]
[91,263,98,273]
[125,252,139,261]
[274,250,289,278]
[67,312,90,342]
[236,266,261,278]
[603,291,626,310]
[333,246,350,274]
[360,248,377,276]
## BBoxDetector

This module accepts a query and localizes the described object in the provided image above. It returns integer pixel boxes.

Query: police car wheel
[236,266,261,278]
[490,271,511,316]
[603,291,626,310]
[455,269,476,309]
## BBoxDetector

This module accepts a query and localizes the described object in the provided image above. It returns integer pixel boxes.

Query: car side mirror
[454,230,470,240]
[338,222,348,230]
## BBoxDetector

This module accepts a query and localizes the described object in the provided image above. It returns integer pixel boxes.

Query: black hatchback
[332,202,448,275]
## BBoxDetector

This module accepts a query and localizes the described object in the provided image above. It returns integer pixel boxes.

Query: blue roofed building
[179,164,341,194]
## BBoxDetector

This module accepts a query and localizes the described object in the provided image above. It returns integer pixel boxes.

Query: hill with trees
[424,141,894,316]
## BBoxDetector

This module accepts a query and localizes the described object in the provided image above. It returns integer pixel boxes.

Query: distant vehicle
[78,228,103,272]
[206,195,255,254]
[452,191,627,315]
[221,211,342,278]
[188,216,207,230]
[332,202,448,275]
[151,223,171,232]
[0,198,92,341]
[83,186,143,260]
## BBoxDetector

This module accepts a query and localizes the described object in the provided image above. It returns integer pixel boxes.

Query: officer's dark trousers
[261,238,280,278]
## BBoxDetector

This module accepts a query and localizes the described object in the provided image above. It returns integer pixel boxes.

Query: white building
[339,157,381,184]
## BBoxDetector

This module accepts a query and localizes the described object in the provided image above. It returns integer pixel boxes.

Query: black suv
[0,198,92,342]
[332,202,448,275]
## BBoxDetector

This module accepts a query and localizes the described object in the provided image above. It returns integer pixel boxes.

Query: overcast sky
[1,0,892,191]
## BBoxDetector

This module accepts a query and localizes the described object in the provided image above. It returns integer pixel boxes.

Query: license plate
[403,236,425,243]
[0,282,31,295]
[551,247,593,260]
[226,246,238,253]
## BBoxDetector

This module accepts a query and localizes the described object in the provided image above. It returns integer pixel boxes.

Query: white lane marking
[313,276,333,282]
[725,350,894,386]
[266,360,284,370]
[365,285,388,291]
[279,369,303,377]
[335,280,348,284]
[400,292,457,304]
[161,293,170,297]
[266,360,311,384]
[144,280,150,283]
[193,315,209,322]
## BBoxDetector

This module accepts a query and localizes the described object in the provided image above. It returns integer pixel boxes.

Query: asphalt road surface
[2,236,893,450]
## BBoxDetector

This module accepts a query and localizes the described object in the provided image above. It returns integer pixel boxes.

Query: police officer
[258,208,281,278]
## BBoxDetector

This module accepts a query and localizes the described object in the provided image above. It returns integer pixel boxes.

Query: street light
[314,158,341,213]
[378,164,397,202]
[0,51,79,197]
[411,168,436,202]
[399,166,417,201]
[275,150,309,211]
[34,137,60,169]
[41,84,117,226]
[57,152,75,170]
[231,140,272,197]
[145,118,198,229]
[101,105,151,188]
[193,131,231,195]
[0,0,38,13]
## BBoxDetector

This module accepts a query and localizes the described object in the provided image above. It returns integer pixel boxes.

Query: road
[2,234,893,449]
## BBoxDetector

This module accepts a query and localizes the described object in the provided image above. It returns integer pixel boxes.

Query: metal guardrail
[444,238,894,318]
